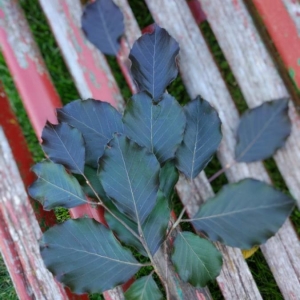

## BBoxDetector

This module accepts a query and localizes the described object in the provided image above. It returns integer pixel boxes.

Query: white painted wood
[144,0,300,298]
[200,0,300,209]
[115,1,263,299]
[283,0,300,36]
[0,127,67,300]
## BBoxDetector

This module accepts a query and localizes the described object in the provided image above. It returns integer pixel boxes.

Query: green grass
[0,1,299,299]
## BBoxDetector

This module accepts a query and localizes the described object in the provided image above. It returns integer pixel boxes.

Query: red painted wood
[0,84,57,230]
[0,2,100,299]
[60,1,121,106]
[188,0,207,24]
[251,0,300,90]
[0,6,60,139]
[0,211,32,300]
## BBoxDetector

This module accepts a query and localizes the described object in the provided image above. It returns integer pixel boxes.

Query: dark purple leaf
[41,122,85,174]
[175,96,222,179]
[57,99,124,167]
[235,98,291,162]
[123,92,186,163]
[81,0,124,55]
[40,218,141,294]
[191,179,295,248]
[129,24,179,101]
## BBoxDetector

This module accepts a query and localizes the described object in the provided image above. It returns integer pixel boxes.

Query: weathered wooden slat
[0,2,108,298]
[39,0,124,112]
[251,0,300,91]
[0,84,57,229]
[199,0,300,208]
[115,0,263,299]
[0,127,68,300]
[0,0,61,138]
[196,2,300,297]
[143,0,300,298]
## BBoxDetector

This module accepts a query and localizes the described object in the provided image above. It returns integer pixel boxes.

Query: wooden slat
[202,0,300,209]
[196,1,300,297]
[115,0,263,299]
[143,0,300,299]
[0,127,68,300]
[251,0,300,92]
[0,1,113,298]
[0,0,61,138]
[0,84,57,229]
[38,0,124,112]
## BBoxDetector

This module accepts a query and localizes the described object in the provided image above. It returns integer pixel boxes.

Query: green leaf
[129,24,179,101]
[41,122,85,174]
[143,191,170,256]
[176,96,222,179]
[171,232,222,287]
[124,274,163,300]
[123,92,186,164]
[191,179,295,248]
[57,99,124,167]
[159,160,179,201]
[99,135,160,224]
[105,203,147,257]
[28,161,86,210]
[83,166,110,204]
[235,98,291,162]
[105,191,170,257]
[40,218,141,294]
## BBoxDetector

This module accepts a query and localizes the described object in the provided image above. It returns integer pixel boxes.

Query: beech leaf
[176,96,222,179]
[171,232,222,287]
[123,92,186,163]
[105,191,170,257]
[159,160,179,201]
[28,161,86,210]
[41,122,85,174]
[98,135,160,224]
[191,179,295,248]
[40,218,141,294]
[57,99,124,167]
[129,24,179,101]
[235,98,291,162]
[124,274,163,300]
[81,0,124,55]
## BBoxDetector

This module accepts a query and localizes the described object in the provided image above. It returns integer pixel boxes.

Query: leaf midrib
[59,110,110,139]
[179,232,212,279]
[39,177,85,202]
[190,202,291,222]
[50,244,143,267]
[237,101,286,161]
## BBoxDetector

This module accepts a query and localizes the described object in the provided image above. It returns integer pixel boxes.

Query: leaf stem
[208,161,236,183]
[83,177,142,242]
[164,207,187,242]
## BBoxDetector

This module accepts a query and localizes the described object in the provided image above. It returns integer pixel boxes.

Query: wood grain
[0,127,67,300]
[144,0,300,299]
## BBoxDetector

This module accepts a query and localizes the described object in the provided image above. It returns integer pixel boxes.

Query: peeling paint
[0,1,46,74]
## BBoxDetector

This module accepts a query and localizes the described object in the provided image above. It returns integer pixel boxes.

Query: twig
[208,161,236,183]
